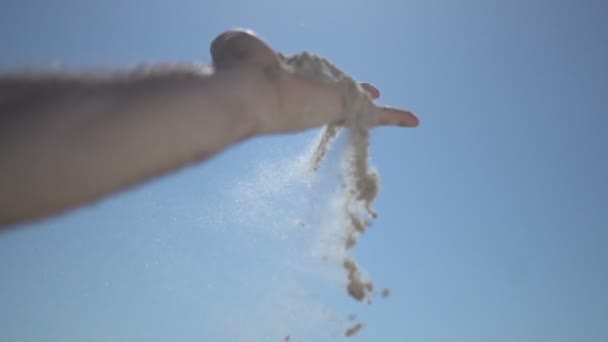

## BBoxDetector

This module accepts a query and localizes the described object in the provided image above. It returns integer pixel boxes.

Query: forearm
[0,66,257,227]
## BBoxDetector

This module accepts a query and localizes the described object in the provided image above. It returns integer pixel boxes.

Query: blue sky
[1,0,607,341]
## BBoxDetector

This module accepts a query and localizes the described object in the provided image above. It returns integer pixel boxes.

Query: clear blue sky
[1,0,607,341]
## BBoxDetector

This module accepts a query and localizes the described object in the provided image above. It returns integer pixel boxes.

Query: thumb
[210,29,282,72]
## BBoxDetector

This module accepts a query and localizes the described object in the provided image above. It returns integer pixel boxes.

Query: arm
[0,66,262,227]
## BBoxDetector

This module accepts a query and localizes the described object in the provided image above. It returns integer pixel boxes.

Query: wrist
[209,66,284,137]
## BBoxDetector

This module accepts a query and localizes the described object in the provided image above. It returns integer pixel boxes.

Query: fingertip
[401,111,420,127]
[360,82,380,99]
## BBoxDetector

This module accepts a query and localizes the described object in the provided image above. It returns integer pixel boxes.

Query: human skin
[0,29,419,229]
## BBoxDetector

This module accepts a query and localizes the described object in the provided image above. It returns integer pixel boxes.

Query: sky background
[1,0,607,341]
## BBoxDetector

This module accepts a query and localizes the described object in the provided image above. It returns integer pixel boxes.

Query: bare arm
[0,67,263,227]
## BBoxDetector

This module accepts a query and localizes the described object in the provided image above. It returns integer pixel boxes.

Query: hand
[209,29,419,135]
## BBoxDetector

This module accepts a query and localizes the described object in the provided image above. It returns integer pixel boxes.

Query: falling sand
[218,52,387,340]
[284,52,382,337]
[345,323,364,338]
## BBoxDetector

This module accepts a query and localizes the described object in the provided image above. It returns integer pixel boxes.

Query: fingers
[360,83,419,127]
[360,82,380,99]
[375,106,419,127]
[210,29,282,71]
